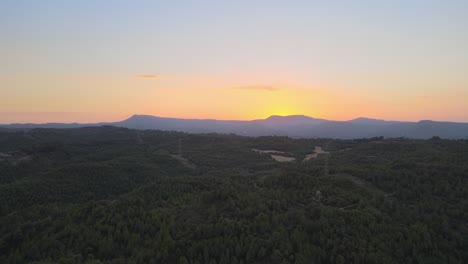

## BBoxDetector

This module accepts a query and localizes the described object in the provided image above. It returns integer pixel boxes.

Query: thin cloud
[133,75,218,83]
[135,75,159,79]
[232,85,280,92]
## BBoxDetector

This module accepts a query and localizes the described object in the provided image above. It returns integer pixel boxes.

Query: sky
[1,0,468,123]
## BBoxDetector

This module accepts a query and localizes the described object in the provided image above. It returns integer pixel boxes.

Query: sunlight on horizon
[1,1,468,123]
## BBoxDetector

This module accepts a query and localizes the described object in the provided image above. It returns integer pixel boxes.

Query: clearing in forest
[251,149,296,162]
[303,146,329,161]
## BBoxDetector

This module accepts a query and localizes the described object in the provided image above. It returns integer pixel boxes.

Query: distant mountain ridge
[1,114,468,139]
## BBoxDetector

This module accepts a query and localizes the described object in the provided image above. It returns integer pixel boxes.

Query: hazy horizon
[2,112,468,125]
[2,1,468,123]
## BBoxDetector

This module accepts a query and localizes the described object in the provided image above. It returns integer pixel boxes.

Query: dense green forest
[0,126,467,263]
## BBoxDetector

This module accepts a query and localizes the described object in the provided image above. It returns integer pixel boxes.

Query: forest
[0,126,467,263]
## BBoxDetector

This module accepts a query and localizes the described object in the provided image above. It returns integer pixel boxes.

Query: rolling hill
[1,114,468,139]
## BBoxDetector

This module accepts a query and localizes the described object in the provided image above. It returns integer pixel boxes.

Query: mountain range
[1,114,468,139]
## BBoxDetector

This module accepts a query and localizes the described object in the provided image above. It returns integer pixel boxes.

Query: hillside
[2,114,468,139]
[0,127,467,263]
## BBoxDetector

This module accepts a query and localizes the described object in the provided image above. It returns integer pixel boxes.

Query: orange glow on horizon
[1,74,467,123]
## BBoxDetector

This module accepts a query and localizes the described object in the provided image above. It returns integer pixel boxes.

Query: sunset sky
[1,0,468,123]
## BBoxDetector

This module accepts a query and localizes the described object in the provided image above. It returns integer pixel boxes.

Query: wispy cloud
[232,85,280,92]
[135,75,159,79]
[133,75,219,84]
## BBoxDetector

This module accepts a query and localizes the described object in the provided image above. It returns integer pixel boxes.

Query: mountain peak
[266,115,315,121]
[348,117,399,125]
[129,114,150,118]
[126,114,161,120]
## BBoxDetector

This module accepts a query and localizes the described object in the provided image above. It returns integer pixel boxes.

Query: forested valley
[0,126,467,264]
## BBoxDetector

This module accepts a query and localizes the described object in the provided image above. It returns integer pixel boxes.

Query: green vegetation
[0,127,467,263]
